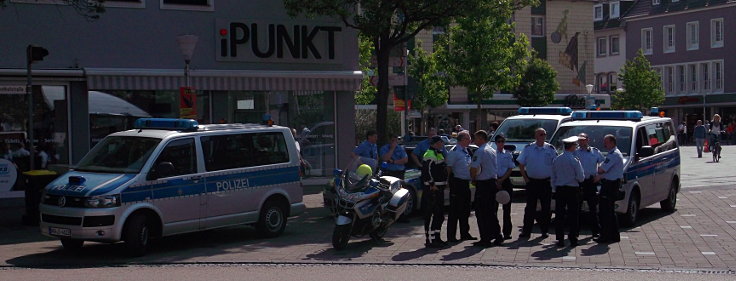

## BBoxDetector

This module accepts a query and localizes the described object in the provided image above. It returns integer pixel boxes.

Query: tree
[284,0,501,144]
[355,35,377,105]
[614,50,665,111]
[512,57,559,107]
[438,2,532,130]
[0,0,104,20]
[407,41,449,133]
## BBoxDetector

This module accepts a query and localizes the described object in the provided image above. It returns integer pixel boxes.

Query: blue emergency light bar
[571,111,643,121]
[517,107,573,115]
[133,118,199,131]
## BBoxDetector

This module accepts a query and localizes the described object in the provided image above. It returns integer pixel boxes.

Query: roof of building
[594,0,639,30]
[626,0,731,19]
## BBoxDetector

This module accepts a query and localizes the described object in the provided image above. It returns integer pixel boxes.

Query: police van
[491,107,574,187]
[549,109,680,226]
[39,118,305,256]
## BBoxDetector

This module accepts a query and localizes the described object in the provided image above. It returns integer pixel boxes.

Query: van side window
[201,132,289,172]
[151,138,197,177]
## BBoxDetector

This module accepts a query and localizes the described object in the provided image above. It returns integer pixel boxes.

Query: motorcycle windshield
[341,157,378,193]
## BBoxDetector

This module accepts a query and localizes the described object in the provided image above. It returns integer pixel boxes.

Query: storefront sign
[0,86,25,95]
[179,87,197,119]
[0,159,18,193]
[216,19,344,64]
[393,99,411,111]
[678,96,701,104]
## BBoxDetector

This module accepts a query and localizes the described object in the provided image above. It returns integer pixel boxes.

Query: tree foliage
[0,0,105,20]
[355,34,377,105]
[512,57,559,107]
[614,49,665,111]
[438,1,533,128]
[408,41,448,113]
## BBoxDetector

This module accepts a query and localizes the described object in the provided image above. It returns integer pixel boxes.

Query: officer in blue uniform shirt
[352,130,378,164]
[552,136,586,247]
[494,134,516,240]
[574,133,605,238]
[517,128,558,238]
[594,134,624,244]
[445,131,476,242]
[411,128,447,168]
[470,130,502,247]
[380,134,409,179]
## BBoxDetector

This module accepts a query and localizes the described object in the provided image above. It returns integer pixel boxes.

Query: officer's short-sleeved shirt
[496,149,515,176]
[552,151,585,188]
[446,145,472,180]
[517,142,557,179]
[599,147,624,180]
[470,142,498,180]
[380,144,408,171]
[353,140,378,160]
[575,146,605,178]
[413,138,446,160]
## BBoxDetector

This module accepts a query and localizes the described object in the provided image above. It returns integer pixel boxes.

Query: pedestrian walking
[470,130,502,247]
[445,131,477,242]
[677,122,686,145]
[518,128,558,238]
[552,136,585,247]
[421,136,449,248]
[575,133,605,238]
[380,133,408,179]
[352,130,378,164]
[694,120,706,158]
[494,134,515,240]
[594,134,624,244]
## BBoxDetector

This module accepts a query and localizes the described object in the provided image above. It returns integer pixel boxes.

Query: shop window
[289,91,335,177]
[161,0,213,11]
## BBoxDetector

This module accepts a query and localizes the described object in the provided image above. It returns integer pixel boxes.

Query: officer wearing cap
[518,128,558,238]
[574,133,605,238]
[552,136,585,247]
[445,131,476,242]
[421,136,448,247]
[380,133,409,179]
[411,128,446,168]
[594,134,624,243]
[470,130,502,247]
[494,134,516,240]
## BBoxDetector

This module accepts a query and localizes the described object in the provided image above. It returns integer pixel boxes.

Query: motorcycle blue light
[517,107,573,115]
[133,118,199,131]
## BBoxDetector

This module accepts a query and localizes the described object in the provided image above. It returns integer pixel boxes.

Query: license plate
[49,227,71,237]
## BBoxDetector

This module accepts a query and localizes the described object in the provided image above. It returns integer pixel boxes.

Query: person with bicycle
[709,114,724,160]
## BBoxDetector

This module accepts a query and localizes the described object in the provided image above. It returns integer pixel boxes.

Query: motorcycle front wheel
[332,224,351,250]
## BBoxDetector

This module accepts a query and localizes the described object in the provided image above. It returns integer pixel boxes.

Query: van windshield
[550,126,632,156]
[494,118,558,142]
[75,136,161,173]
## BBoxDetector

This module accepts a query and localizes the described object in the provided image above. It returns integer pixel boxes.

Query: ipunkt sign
[216,19,344,63]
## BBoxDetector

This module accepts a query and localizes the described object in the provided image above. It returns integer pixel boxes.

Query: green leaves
[615,50,665,111]
[408,42,448,111]
[513,57,559,107]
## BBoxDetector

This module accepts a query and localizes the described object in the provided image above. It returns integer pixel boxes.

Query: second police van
[549,109,680,225]
[39,118,305,256]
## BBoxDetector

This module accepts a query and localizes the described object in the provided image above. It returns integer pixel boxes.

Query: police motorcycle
[330,157,410,250]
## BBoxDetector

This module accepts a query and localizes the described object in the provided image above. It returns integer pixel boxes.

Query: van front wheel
[660,180,678,212]
[123,214,151,257]
[257,200,287,238]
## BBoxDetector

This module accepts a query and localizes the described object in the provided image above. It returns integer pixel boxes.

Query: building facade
[593,1,636,94]
[624,0,736,128]
[0,0,361,199]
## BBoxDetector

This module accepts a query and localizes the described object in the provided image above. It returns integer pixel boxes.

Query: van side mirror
[149,162,176,180]
[637,146,654,159]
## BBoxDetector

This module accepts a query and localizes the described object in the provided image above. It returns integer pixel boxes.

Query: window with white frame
[677,65,686,93]
[531,16,545,37]
[641,28,653,55]
[689,64,698,92]
[105,0,145,8]
[686,21,699,50]
[608,73,617,92]
[713,61,723,91]
[610,2,620,18]
[597,37,608,56]
[711,18,724,48]
[652,0,661,5]
[665,66,674,95]
[161,0,213,11]
[663,25,675,53]
[701,63,710,91]
[610,36,620,55]
[594,4,603,21]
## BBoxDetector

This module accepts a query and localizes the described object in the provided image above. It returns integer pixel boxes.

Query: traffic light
[26,45,49,64]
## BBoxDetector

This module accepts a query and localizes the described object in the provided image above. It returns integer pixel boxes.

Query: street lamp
[585,84,594,109]
[176,35,199,87]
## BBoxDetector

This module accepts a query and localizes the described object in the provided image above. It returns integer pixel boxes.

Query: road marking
[689,191,702,194]
[562,256,576,261]
[681,214,696,217]
[635,252,656,256]
[730,205,736,208]
[702,252,716,255]
[680,226,693,229]
[718,196,728,199]
[620,236,629,239]
[726,221,736,224]
[700,234,718,237]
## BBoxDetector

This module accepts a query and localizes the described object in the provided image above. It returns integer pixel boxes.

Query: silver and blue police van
[39,118,305,256]
[491,107,574,187]
[549,109,680,226]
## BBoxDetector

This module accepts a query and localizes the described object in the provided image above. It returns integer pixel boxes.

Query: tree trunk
[375,38,392,146]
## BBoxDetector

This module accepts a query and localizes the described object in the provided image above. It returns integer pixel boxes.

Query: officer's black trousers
[598,179,621,242]
[580,177,600,235]
[555,186,581,241]
[501,178,513,237]
[448,177,471,240]
[475,179,502,242]
[522,178,551,234]
[422,185,445,235]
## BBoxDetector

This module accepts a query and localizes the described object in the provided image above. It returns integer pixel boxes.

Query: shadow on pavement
[439,245,484,261]
[531,243,573,260]
[305,239,395,261]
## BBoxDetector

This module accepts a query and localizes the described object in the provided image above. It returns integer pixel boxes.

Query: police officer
[574,133,605,238]
[594,134,623,243]
[494,134,516,240]
[470,130,502,247]
[421,136,448,247]
[411,128,446,168]
[352,130,378,163]
[445,131,477,242]
[380,134,409,179]
[552,136,585,247]
[518,128,558,238]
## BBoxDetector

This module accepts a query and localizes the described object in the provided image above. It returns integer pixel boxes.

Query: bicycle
[711,132,723,163]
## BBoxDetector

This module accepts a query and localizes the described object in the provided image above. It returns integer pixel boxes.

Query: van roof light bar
[571,110,643,121]
[133,118,199,131]
[517,107,573,115]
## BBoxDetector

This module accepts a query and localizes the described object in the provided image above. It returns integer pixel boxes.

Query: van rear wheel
[257,200,287,238]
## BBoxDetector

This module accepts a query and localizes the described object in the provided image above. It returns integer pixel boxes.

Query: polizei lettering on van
[216,178,250,191]
[216,19,343,63]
